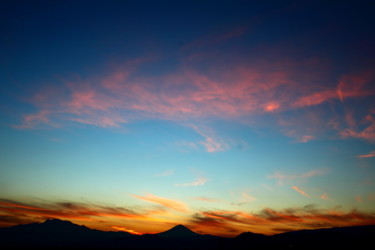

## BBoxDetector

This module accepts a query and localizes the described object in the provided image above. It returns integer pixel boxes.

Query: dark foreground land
[0,219,374,249]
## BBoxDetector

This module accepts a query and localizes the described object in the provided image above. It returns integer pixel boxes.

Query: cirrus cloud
[14,47,375,148]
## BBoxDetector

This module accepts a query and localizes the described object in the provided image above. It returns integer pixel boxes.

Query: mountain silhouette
[157,224,201,238]
[0,218,374,249]
[0,218,132,248]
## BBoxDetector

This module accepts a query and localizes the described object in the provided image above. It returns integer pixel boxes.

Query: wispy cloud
[192,196,220,202]
[111,226,142,235]
[269,168,329,185]
[292,186,311,198]
[190,205,375,236]
[188,124,228,153]
[0,198,162,229]
[132,193,187,212]
[14,49,375,146]
[240,191,256,202]
[155,169,175,177]
[175,176,209,187]
[357,150,375,158]
[340,112,375,143]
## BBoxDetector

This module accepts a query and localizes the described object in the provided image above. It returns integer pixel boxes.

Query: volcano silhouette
[157,224,201,238]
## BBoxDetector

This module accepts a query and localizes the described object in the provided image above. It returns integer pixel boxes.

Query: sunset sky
[1,0,375,236]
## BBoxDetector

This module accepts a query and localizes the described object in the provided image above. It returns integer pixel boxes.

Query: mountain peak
[39,218,90,232]
[157,224,200,238]
[43,218,75,225]
[235,231,267,240]
[172,224,189,230]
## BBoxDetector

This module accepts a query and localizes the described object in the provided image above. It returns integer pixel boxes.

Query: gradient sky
[1,0,375,236]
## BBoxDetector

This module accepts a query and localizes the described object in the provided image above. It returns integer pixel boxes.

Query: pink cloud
[292,186,311,198]
[175,176,209,187]
[320,193,329,200]
[269,169,328,185]
[336,70,375,101]
[17,59,296,129]
[14,110,53,129]
[264,102,281,112]
[192,197,220,202]
[292,70,374,108]
[357,150,375,158]
[340,113,375,143]
[292,90,337,108]
[15,52,375,148]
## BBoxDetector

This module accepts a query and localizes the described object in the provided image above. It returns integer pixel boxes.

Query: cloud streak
[0,198,161,229]
[357,150,375,158]
[131,193,187,212]
[14,47,375,147]
[175,176,209,187]
[192,197,220,202]
[292,186,311,198]
[190,205,375,236]
[155,169,175,177]
[269,168,328,185]
[111,226,142,235]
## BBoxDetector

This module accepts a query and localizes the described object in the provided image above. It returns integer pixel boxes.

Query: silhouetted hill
[0,218,374,249]
[231,231,270,248]
[4,218,95,233]
[0,218,133,248]
[157,224,201,238]
[272,225,375,249]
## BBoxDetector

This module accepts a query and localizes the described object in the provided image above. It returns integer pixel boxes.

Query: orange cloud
[0,198,170,230]
[111,226,142,235]
[292,186,311,198]
[132,194,187,212]
[190,206,375,236]
[1,198,375,237]
[264,102,280,112]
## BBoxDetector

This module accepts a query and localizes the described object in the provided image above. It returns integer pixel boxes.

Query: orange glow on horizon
[1,197,375,237]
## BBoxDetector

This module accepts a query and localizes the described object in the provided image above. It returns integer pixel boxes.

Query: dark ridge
[157,224,201,238]
[0,219,374,249]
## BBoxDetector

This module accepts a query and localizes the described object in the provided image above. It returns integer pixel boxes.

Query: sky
[0,0,375,236]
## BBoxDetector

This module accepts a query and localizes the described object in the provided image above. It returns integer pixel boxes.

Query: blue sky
[0,0,375,236]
